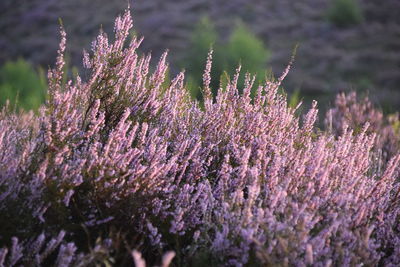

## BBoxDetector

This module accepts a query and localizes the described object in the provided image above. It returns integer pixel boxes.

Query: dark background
[1,0,399,112]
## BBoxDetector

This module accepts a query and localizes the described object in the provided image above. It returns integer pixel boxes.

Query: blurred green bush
[327,0,363,28]
[0,59,46,111]
[182,17,270,100]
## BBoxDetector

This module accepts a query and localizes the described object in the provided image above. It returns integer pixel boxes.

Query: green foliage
[0,59,46,111]
[182,17,270,100]
[327,0,363,28]
[224,22,269,80]
[288,89,301,109]
[185,17,217,77]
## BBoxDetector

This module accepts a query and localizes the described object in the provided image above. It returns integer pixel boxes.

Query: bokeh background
[1,0,399,115]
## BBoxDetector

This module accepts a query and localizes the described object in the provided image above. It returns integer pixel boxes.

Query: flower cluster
[0,10,399,266]
[326,92,400,163]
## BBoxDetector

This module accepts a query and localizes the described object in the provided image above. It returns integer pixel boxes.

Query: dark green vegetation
[181,17,269,100]
[0,59,46,111]
[327,0,364,28]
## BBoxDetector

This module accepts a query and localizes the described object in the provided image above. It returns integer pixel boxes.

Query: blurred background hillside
[0,0,399,113]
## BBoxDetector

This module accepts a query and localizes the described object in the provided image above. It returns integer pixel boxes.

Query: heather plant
[326,91,400,163]
[1,9,400,267]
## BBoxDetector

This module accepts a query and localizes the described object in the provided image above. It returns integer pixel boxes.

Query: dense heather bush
[1,10,400,266]
[326,92,400,163]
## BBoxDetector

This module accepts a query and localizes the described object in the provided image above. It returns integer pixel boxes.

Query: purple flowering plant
[0,9,399,266]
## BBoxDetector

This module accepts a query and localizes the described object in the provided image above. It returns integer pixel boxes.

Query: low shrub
[0,59,46,111]
[327,0,364,28]
[0,9,399,266]
[326,91,400,163]
[182,16,270,100]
